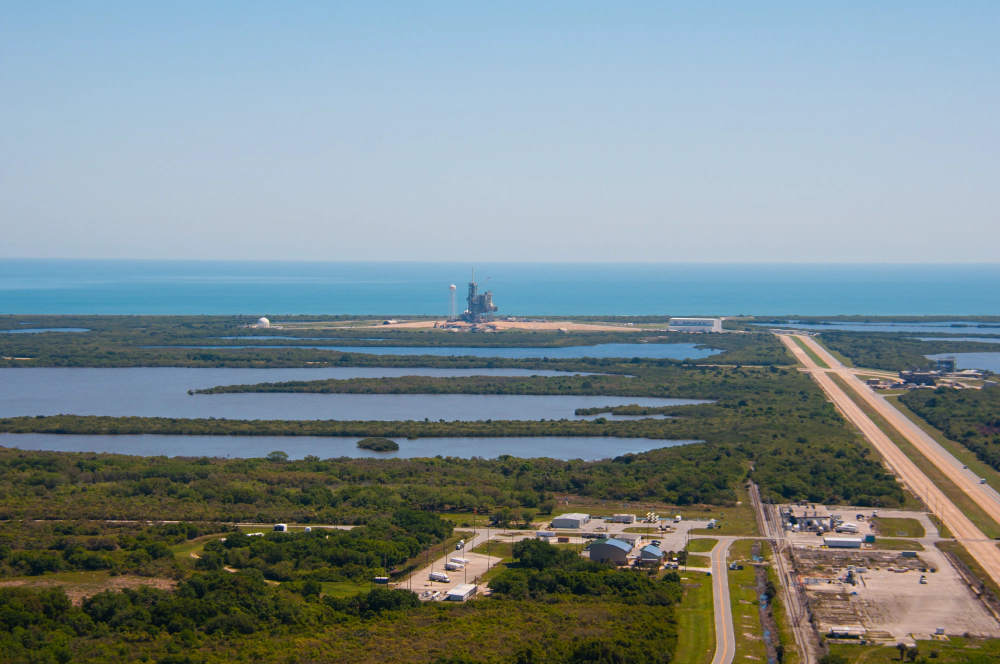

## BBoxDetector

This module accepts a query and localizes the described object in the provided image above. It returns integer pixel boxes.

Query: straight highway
[710,538,736,664]
[778,334,1000,587]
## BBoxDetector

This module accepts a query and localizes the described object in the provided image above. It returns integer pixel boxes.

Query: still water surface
[752,322,1000,334]
[150,343,717,360]
[925,353,1000,373]
[0,368,702,421]
[0,434,700,461]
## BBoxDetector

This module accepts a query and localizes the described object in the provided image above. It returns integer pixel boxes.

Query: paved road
[778,334,1000,587]
[710,538,736,664]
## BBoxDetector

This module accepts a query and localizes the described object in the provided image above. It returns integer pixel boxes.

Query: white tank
[257,317,270,328]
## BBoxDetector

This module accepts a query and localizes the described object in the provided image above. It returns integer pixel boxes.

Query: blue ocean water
[2,260,999,315]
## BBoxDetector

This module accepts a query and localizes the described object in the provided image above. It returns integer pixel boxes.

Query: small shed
[589,538,632,565]
[446,584,478,602]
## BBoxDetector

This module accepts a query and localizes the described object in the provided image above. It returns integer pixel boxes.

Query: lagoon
[925,353,1000,373]
[148,342,718,360]
[0,433,698,461]
[0,368,703,421]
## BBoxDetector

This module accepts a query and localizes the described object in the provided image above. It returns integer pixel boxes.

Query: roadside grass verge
[686,538,719,553]
[887,395,1000,495]
[684,554,711,568]
[829,638,1000,664]
[935,541,1000,597]
[673,573,715,664]
[828,374,1000,539]
[872,517,925,538]
[763,542,799,664]
[812,337,853,367]
[791,336,829,368]
[727,540,768,664]
[873,538,924,551]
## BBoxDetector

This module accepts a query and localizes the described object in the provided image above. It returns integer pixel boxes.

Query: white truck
[429,572,450,583]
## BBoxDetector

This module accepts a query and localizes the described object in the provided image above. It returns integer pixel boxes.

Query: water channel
[0,433,700,461]
[146,342,719,360]
[0,368,706,421]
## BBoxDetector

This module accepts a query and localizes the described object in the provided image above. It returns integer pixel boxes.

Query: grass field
[813,337,854,368]
[829,374,1000,539]
[764,543,800,664]
[686,538,719,553]
[727,540,768,664]
[169,534,220,559]
[685,554,711,568]
[873,517,925,538]
[792,336,829,369]
[874,538,924,551]
[673,574,715,664]
[829,637,1000,663]
[320,580,370,597]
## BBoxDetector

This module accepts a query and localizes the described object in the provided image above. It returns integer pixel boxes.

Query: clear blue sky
[1,3,997,262]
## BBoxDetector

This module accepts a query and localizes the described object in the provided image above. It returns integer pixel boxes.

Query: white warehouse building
[551,513,591,529]
[668,317,723,333]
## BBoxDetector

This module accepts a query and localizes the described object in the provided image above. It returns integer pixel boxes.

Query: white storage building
[668,318,723,333]
[446,584,478,602]
[824,537,863,549]
[612,514,636,524]
[551,513,590,529]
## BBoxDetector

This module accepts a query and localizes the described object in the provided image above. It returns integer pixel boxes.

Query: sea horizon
[2,258,999,316]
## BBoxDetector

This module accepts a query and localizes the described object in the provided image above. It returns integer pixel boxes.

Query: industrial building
[551,513,590,529]
[588,538,632,565]
[668,317,723,333]
[461,270,498,324]
[639,544,664,566]
[899,370,942,386]
[785,505,834,532]
[446,583,478,602]
[611,514,636,524]
[615,533,644,547]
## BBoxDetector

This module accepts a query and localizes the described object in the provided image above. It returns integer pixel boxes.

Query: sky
[1,3,998,263]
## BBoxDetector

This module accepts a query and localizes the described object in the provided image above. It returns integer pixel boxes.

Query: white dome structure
[257,317,270,329]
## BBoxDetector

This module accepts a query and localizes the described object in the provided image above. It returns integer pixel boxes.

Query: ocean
[1,260,999,316]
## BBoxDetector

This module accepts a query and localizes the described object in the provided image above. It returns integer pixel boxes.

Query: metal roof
[640,545,664,556]
[447,583,478,596]
[592,538,632,552]
[553,513,590,520]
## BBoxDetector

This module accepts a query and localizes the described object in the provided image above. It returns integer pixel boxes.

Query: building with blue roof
[639,544,664,567]
[588,537,633,565]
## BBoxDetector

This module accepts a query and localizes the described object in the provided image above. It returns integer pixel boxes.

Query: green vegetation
[872,538,923,551]
[356,437,399,452]
[900,387,1000,477]
[936,541,1000,597]
[727,540,767,663]
[791,336,829,368]
[817,331,998,372]
[1,362,907,509]
[828,636,1000,663]
[828,374,1000,538]
[872,517,924,538]
[0,314,790,368]
[888,395,1000,495]
[197,510,452,582]
[673,573,715,664]
[685,538,718,553]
